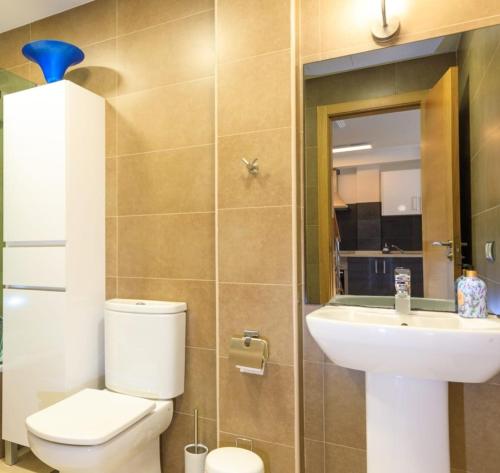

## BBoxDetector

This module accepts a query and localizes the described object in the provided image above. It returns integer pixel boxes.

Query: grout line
[114,9,215,41]
[469,37,500,105]
[115,142,215,159]
[218,125,291,139]
[218,281,293,287]
[112,74,214,100]
[471,203,500,218]
[218,47,292,67]
[174,410,216,422]
[218,204,293,211]
[186,345,217,352]
[219,430,295,449]
[218,354,294,368]
[116,210,215,218]
[219,281,293,287]
[322,440,366,452]
[214,1,221,448]
[116,276,215,282]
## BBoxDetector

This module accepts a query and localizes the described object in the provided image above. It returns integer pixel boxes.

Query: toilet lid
[206,447,264,473]
[26,389,156,446]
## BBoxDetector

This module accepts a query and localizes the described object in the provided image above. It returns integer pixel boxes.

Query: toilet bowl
[25,299,186,473]
[27,389,173,473]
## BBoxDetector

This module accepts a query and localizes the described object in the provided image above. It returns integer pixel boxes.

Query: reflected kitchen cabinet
[347,257,423,297]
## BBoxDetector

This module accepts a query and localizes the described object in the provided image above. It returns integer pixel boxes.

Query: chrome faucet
[395,267,411,315]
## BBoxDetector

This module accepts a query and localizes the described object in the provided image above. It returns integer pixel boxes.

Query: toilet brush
[184,408,208,473]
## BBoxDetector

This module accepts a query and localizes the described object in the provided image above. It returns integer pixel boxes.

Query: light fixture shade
[22,40,85,83]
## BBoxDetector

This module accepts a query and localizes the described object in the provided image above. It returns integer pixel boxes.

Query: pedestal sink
[306,305,500,473]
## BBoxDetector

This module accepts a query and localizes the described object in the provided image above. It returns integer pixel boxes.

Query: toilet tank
[104,299,186,400]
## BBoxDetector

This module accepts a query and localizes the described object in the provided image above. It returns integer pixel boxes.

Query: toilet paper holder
[229,330,269,376]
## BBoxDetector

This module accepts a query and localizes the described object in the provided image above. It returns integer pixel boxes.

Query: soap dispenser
[457,270,487,318]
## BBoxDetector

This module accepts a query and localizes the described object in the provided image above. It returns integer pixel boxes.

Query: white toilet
[26,299,186,473]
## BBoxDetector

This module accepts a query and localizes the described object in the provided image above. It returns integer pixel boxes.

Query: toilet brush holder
[184,444,208,473]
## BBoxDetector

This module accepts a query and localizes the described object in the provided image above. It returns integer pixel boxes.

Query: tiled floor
[0,453,53,472]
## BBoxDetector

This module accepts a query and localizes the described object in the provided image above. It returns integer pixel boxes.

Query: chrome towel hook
[241,158,259,176]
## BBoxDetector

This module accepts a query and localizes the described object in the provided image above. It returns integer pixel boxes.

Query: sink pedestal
[366,373,449,473]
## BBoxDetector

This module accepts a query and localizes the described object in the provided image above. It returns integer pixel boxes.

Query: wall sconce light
[372,0,400,43]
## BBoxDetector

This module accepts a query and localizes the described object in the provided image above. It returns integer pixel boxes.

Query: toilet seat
[26,389,156,446]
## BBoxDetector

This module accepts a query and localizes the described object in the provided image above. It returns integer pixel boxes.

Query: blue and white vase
[457,270,487,318]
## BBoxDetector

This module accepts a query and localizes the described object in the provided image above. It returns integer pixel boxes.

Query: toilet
[25,299,186,473]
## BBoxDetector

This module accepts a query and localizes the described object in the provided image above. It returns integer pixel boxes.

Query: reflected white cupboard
[381,168,422,216]
[2,80,105,446]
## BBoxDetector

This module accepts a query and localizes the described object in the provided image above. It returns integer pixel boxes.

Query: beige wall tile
[325,443,366,473]
[303,311,325,362]
[117,145,214,215]
[105,100,117,158]
[117,278,215,349]
[324,364,366,449]
[31,0,116,46]
[304,438,325,473]
[304,361,324,441]
[310,0,500,60]
[300,0,321,58]
[461,382,500,473]
[0,26,30,69]
[217,0,290,63]
[162,413,216,473]
[115,78,214,155]
[117,0,213,36]
[106,277,117,299]
[106,217,117,277]
[218,206,292,284]
[219,283,294,364]
[218,128,292,208]
[65,39,118,98]
[118,213,215,280]
[219,357,295,446]
[471,207,500,284]
[219,432,295,473]
[175,347,216,420]
[4,64,31,83]
[218,50,291,136]
[116,12,214,95]
[106,158,117,217]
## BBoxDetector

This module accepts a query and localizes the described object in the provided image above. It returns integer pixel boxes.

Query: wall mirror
[304,24,499,310]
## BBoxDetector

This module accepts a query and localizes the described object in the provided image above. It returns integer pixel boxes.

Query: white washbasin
[307,304,500,473]
[306,304,500,383]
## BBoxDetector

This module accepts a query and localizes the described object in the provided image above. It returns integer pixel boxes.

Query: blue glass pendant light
[22,40,85,83]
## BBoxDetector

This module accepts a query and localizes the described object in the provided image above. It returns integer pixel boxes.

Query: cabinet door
[4,84,66,242]
[374,258,395,296]
[348,258,380,295]
[381,169,421,216]
[3,289,66,446]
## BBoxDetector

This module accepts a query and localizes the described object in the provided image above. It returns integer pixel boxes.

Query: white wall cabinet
[381,168,422,216]
[2,80,105,446]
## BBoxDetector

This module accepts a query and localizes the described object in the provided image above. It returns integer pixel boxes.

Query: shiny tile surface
[218,206,292,284]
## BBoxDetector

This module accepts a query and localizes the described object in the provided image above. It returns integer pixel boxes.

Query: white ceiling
[0,0,94,33]
[305,34,461,79]
[332,109,421,168]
